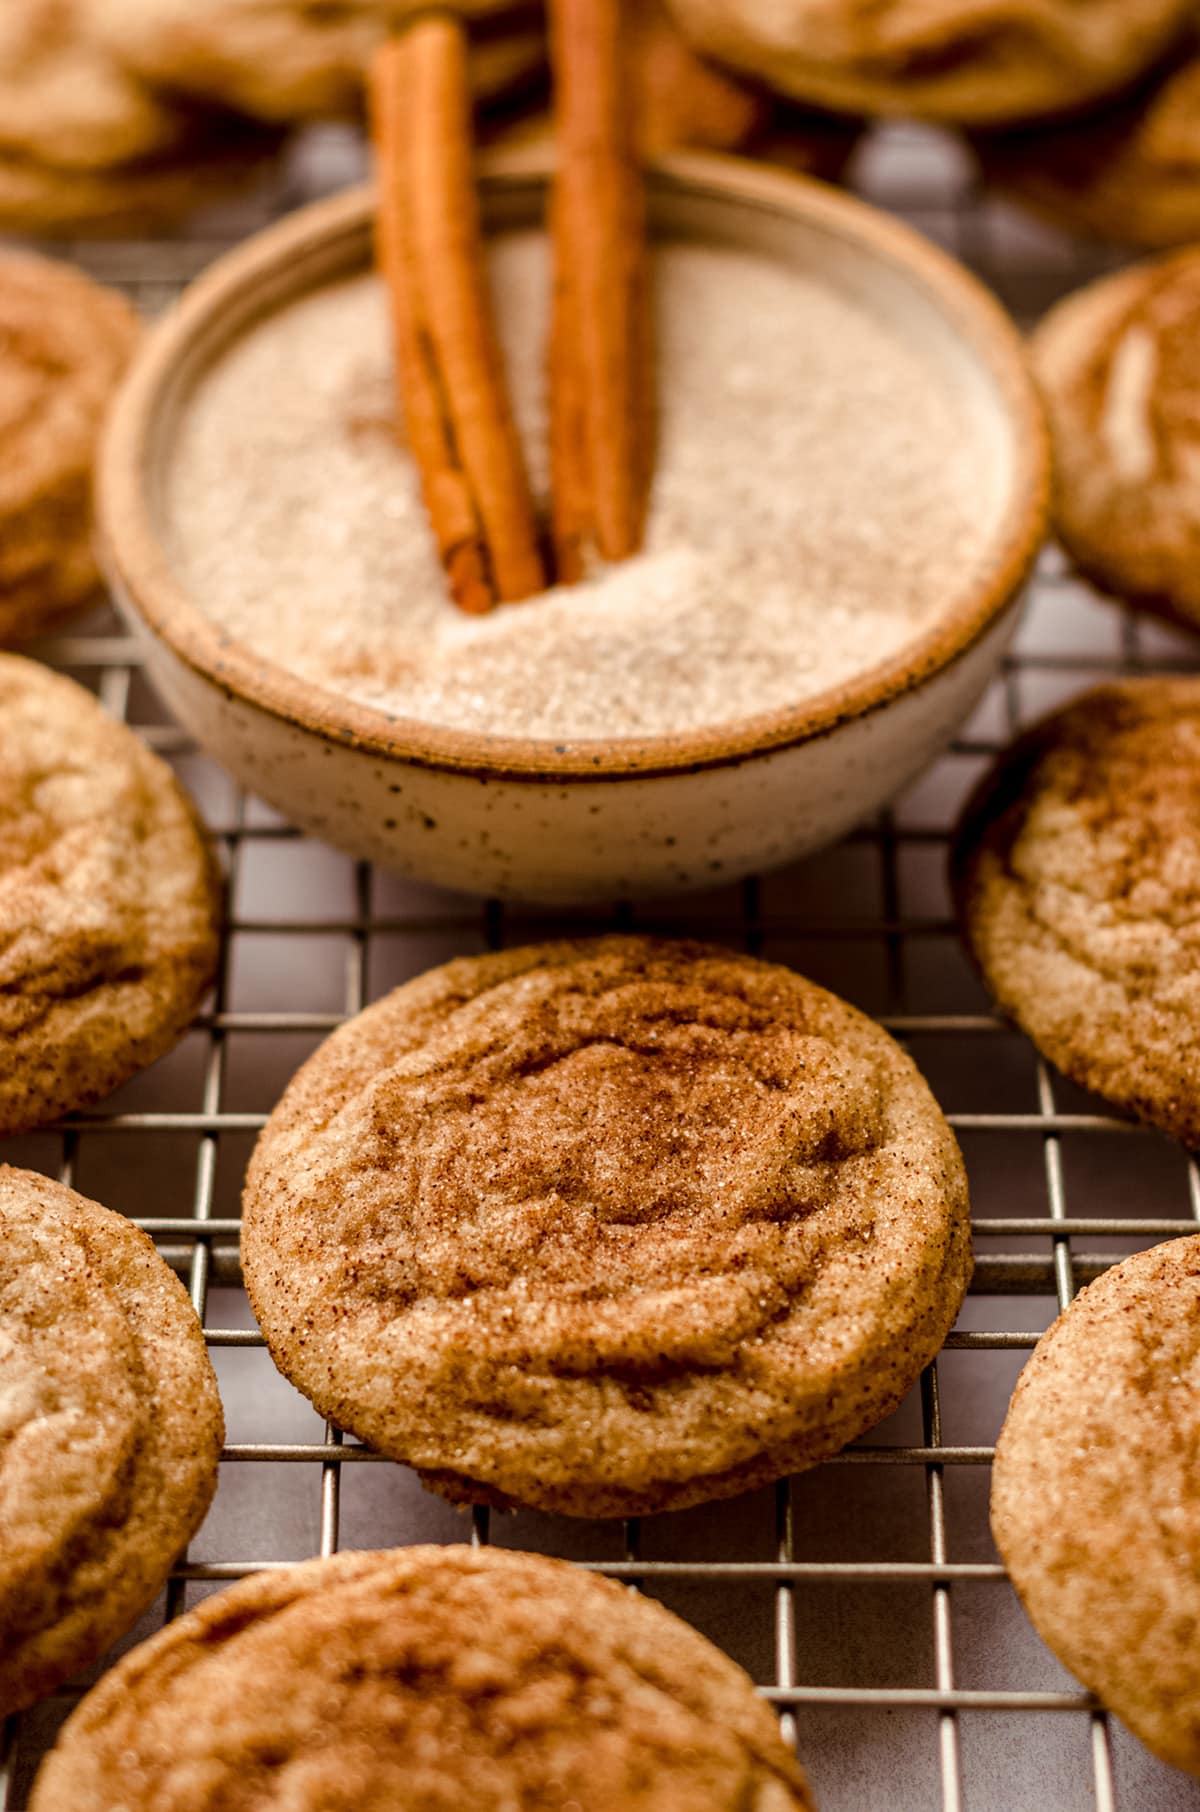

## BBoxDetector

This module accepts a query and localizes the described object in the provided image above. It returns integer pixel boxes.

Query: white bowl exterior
[113,577,1021,902]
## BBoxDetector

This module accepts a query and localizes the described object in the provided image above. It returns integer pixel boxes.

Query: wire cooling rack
[4,123,1200,1812]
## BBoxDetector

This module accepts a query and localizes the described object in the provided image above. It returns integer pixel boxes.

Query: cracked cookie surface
[0,655,220,1135]
[0,250,139,644]
[242,936,971,1517]
[663,0,1192,123]
[1031,246,1200,629]
[992,1235,1200,1776]
[30,1543,816,1810]
[954,679,1200,1144]
[0,1165,223,1719]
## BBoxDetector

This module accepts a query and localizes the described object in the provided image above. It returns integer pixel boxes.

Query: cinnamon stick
[369,20,546,614]
[548,180,590,586]
[549,0,653,572]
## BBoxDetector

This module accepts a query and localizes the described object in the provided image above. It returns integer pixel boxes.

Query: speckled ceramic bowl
[98,152,1048,903]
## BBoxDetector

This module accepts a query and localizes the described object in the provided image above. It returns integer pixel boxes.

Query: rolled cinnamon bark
[549,0,654,571]
[370,20,546,614]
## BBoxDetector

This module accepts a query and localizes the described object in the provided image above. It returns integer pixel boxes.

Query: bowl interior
[104,155,1048,779]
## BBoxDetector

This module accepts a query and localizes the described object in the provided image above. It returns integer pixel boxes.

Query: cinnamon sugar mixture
[167,233,1009,741]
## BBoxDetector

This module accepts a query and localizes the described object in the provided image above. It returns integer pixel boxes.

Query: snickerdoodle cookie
[485,0,770,155]
[0,121,282,239]
[101,0,545,124]
[0,251,139,645]
[0,1165,223,1720]
[992,1236,1200,1776]
[663,0,1192,123]
[0,0,191,172]
[30,1544,816,1810]
[975,48,1200,248]
[0,656,221,1136]
[483,0,861,176]
[1031,247,1200,628]
[243,936,971,1518]
[954,679,1200,1145]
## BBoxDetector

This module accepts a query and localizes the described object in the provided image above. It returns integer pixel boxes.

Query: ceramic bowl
[98,152,1048,903]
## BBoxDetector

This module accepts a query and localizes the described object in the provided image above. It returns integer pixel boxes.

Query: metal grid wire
[3,122,1199,1812]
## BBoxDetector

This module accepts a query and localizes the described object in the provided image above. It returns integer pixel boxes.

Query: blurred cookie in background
[1031,245,1200,629]
[0,0,194,171]
[0,0,287,239]
[0,123,283,239]
[0,656,220,1135]
[98,0,546,124]
[974,45,1200,248]
[660,0,1194,125]
[0,251,139,643]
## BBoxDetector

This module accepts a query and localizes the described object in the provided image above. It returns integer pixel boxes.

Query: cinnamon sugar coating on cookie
[0,250,139,643]
[0,1166,223,1718]
[992,1236,1200,1775]
[243,937,970,1517]
[30,1545,816,1810]
[954,679,1200,1144]
[1032,246,1200,628]
[0,656,220,1135]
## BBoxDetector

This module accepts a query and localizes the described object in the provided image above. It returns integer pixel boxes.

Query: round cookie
[242,936,971,1518]
[100,0,545,124]
[953,679,1200,1145]
[29,1544,816,1810]
[0,655,221,1136]
[662,0,1193,124]
[0,1165,223,1719]
[0,251,139,644]
[975,49,1200,248]
[0,121,283,239]
[992,1236,1200,1776]
[0,0,192,172]
[1032,246,1200,629]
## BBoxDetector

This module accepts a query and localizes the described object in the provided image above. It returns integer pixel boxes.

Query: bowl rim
[97,148,1050,784]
